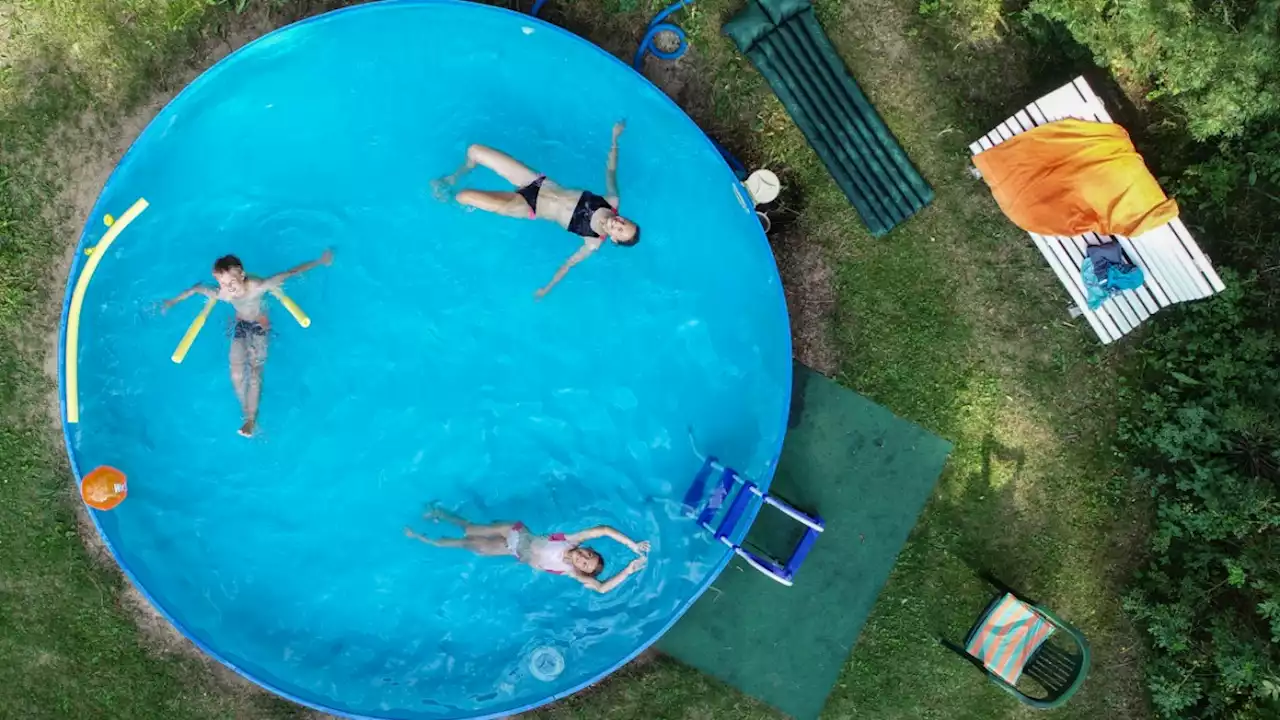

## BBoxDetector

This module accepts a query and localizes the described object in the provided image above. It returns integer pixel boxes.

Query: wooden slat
[1025,103,1049,126]
[1123,229,1189,303]
[1136,227,1201,300]
[1072,77,1113,122]
[1140,226,1213,299]
[1170,218,1226,292]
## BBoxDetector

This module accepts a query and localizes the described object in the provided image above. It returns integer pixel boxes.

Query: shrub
[1117,124,1280,718]
[1029,0,1280,139]
[1178,130,1280,301]
[1118,274,1280,718]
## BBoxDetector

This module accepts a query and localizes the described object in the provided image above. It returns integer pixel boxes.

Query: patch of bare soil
[638,38,721,134]
[769,230,840,374]
[72,502,113,568]
[640,46,840,375]
[510,649,661,718]
[641,50,698,106]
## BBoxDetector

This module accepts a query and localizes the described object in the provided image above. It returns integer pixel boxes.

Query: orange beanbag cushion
[973,118,1178,237]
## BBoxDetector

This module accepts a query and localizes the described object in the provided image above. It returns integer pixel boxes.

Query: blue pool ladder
[683,458,824,586]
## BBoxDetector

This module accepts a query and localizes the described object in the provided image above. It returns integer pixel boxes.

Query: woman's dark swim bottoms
[516,176,546,218]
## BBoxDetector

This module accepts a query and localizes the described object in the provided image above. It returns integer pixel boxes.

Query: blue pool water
[60,2,791,717]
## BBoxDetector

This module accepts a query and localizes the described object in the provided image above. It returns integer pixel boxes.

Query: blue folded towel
[1082,242,1144,310]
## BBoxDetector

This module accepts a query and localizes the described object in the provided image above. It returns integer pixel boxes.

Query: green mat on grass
[658,363,952,719]
[723,0,933,237]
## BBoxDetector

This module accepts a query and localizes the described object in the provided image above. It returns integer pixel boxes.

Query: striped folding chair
[940,574,1090,709]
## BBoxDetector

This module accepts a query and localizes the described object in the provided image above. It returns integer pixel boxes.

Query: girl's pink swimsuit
[506,522,574,575]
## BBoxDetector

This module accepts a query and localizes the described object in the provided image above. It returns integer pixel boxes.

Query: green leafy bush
[1118,275,1280,718]
[1117,125,1280,718]
[1029,0,1280,139]
[1178,131,1280,299]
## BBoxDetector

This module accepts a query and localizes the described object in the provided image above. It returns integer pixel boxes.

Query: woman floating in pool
[162,250,333,437]
[405,506,650,593]
[435,121,639,298]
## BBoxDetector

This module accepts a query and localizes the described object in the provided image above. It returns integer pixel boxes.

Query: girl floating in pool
[405,506,650,593]
[162,250,333,437]
[435,121,639,298]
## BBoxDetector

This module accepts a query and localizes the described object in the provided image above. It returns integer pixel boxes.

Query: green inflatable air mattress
[725,0,932,236]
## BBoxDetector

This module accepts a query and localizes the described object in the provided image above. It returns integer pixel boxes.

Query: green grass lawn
[0,0,1151,718]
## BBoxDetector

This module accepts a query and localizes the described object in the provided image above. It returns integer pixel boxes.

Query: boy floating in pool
[162,250,333,437]
[434,120,639,298]
[405,506,650,593]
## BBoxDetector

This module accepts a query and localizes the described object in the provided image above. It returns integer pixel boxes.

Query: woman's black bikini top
[566,191,614,238]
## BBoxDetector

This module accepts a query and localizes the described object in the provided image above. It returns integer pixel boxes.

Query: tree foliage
[1115,125,1280,717]
[1118,275,1280,717]
[1030,0,1280,139]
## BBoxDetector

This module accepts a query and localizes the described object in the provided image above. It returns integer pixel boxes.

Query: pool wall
[57,1,792,717]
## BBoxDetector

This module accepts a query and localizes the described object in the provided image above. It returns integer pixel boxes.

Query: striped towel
[966,593,1055,684]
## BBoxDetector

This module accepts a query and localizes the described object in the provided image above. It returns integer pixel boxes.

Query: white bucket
[744,169,781,206]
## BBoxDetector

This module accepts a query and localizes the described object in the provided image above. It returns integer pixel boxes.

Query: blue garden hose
[709,137,747,179]
[530,0,694,70]
[631,0,694,71]
[528,0,748,180]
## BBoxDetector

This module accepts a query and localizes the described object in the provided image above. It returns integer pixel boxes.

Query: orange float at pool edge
[81,466,127,511]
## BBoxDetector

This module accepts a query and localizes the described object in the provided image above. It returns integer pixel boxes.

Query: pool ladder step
[682,458,824,587]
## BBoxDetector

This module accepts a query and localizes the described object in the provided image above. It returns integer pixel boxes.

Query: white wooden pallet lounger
[969,76,1226,344]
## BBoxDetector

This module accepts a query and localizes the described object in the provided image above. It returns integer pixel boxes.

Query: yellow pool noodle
[270,288,311,328]
[171,296,217,364]
[66,198,149,424]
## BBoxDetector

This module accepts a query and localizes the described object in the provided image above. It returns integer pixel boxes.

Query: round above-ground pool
[59,2,791,717]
